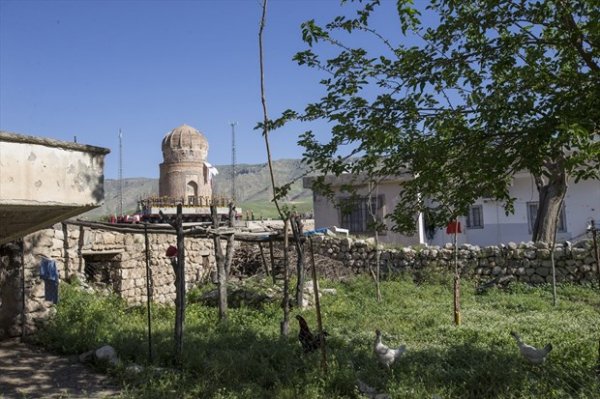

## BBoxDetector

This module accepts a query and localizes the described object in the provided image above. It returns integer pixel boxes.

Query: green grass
[33,275,600,399]
[239,200,312,220]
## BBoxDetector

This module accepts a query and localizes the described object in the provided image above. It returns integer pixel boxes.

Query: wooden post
[78,225,84,273]
[144,224,153,363]
[62,222,70,276]
[212,205,228,321]
[225,203,236,276]
[174,204,185,366]
[591,220,600,288]
[257,242,270,276]
[309,237,327,373]
[280,219,290,336]
[291,213,305,308]
[453,222,461,326]
[269,240,276,285]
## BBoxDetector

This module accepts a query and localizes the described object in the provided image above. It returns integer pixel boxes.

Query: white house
[303,172,600,246]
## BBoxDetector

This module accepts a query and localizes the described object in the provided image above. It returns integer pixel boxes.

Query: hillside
[83,159,313,219]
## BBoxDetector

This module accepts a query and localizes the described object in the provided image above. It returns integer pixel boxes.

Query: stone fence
[1,224,598,339]
[307,235,599,284]
[0,223,215,339]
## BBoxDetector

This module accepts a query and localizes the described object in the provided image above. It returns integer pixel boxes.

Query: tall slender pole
[118,129,123,217]
[212,205,228,321]
[591,220,600,288]
[144,224,153,363]
[174,204,185,367]
[453,219,461,326]
[230,122,237,202]
[309,237,328,373]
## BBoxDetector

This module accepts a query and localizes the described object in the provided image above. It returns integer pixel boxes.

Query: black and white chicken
[374,329,406,368]
[510,331,553,364]
[295,315,328,353]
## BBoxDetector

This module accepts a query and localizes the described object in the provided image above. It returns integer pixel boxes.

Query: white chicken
[510,331,553,364]
[374,329,406,368]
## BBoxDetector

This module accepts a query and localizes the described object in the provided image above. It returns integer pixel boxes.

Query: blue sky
[0,0,403,179]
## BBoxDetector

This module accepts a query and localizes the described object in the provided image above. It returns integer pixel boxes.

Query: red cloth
[165,245,178,257]
[446,221,462,234]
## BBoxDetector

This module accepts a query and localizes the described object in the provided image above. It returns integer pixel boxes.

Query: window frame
[466,204,484,229]
[338,194,385,234]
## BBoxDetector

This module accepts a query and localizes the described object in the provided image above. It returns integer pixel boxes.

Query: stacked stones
[74,227,215,304]
[2,224,597,339]
[0,224,216,338]
[308,235,598,284]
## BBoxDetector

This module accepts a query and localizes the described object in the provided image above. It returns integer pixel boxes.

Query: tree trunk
[280,219,290,336]
[532,162,568,243]
[291,214,305,308]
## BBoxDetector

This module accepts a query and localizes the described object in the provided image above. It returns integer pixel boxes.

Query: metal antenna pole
[119,129,123,217]
[230,122,237,202]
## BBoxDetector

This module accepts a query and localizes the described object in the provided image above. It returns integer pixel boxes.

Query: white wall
[428,174,600,246]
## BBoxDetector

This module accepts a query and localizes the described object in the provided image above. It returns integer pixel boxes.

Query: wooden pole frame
[309,237,327,372]
[452,220,461,326]
[143,224,154,363]
[212,205,228,321]
[173,204,186,367]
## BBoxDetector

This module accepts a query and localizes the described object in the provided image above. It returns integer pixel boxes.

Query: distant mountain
[82,159,313,219]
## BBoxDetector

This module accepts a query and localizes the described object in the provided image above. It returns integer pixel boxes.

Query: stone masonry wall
[1,225,598,340]
[0,223,215,339]
[307,236,599,284]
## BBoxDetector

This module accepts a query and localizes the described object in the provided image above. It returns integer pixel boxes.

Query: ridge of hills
[83,159,313,219]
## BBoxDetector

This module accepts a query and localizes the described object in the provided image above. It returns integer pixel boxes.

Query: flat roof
[0,131,110,155]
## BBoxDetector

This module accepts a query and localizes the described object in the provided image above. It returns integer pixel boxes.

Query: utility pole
[118,129,123,217]
[230,122,237,202]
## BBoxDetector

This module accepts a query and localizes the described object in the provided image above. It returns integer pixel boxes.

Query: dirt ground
[0,338,120,399]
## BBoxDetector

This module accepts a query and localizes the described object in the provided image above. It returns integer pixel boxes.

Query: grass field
[34,275,600,398]
[239,200,313,220]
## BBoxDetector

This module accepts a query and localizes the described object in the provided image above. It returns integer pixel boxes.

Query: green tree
[288,0,599,242]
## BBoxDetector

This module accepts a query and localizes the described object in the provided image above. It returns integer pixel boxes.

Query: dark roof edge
[0,131,111,155]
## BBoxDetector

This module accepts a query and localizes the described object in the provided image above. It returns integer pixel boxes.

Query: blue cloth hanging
[40,258,59,304]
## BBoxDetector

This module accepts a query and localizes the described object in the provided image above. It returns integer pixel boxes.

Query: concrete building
[427,172,600,246]
[159,124,213,205]
[0,131,110,245]
[304,172,600,246]
[304,173,422,246]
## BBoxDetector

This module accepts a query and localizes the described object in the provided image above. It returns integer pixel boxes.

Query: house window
[466,205,484,229]
[339,195,385,234]
[527,202,566,233]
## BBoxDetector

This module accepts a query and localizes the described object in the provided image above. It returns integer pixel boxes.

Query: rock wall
[307,236,599,284]
[0,224,216,339]
[1,225,598,340]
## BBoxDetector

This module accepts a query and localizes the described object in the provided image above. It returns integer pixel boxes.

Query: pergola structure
[63,205,322,367]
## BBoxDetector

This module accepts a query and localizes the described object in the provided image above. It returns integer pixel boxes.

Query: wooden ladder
[269,240,286,284]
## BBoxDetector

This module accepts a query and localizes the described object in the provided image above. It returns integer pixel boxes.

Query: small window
[527,202,566,233]
[466,205,484,229]
[339,195,385,234]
